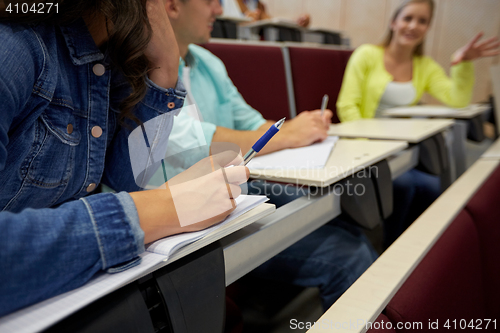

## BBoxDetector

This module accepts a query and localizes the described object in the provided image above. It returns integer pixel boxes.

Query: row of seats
[308,142,500,332]
[370,164,500,332]
[203,39,352,123]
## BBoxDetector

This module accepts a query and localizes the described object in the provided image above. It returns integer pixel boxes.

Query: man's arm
[211,110,333,155]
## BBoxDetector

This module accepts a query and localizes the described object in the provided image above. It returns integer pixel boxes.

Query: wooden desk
[249,139,408,187]
[381,104,488,119]
[328,119,454,143]
[481,137,500,159]
[241,18,303,42]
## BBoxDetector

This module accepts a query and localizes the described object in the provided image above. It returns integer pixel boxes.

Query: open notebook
[0,195,269,333]
[146,194,268,257]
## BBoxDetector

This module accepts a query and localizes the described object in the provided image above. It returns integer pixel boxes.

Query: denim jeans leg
[249,223,377,310]
[384,168,441,248]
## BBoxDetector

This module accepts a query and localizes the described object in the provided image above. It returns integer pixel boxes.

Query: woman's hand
[130,153,249,244]
[145,0,180,88]
[451,32,500,66]
[168,165,248,230]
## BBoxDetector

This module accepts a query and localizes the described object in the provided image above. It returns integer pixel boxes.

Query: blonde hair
[381,0,435,56]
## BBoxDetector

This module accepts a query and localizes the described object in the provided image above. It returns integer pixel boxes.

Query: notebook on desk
[0,195,271,333]
[146,195,268,257]
[247,136,339,170]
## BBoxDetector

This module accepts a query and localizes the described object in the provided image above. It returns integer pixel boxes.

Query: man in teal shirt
[161,0,377,310]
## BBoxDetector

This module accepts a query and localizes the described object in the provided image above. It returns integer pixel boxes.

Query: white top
[375,81,416,117]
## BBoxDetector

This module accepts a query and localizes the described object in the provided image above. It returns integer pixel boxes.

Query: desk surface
[481,137,500,159]
[242,18,302,29]
[217,15,252,23]
[249,139,408,187]
[381,104,488,119]
[328,118,454,143]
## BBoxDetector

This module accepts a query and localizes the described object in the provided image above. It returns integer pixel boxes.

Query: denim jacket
[0,20,186,316]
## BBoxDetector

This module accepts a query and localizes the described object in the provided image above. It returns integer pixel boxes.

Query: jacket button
[86,183,97,192]
[67,124,73,134]
[91,126,103,138]
[92,64,106,76]
[167,102,175,108]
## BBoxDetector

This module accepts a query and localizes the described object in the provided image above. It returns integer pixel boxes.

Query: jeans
[383,169,441,248]
[247,180,377,310]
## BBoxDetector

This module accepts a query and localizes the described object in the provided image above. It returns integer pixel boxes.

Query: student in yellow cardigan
[337,0,499,247]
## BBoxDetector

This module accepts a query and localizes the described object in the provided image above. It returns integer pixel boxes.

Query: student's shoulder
[189,44,226,69]
[0,23,44,73]
[352,44,384,58]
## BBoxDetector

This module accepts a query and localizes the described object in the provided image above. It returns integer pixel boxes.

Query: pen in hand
[320,94,329,119]
[243,117,286,166]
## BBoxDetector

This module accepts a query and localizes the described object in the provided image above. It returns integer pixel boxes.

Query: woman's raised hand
[451,32,500,66]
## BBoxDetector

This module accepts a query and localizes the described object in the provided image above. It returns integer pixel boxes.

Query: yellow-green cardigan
[336,44,475,122]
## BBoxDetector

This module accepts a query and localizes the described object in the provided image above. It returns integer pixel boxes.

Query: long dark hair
[380,0,435,56]
[1,0,152,124]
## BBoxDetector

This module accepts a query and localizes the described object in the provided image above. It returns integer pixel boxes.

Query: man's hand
[280,109,333,148]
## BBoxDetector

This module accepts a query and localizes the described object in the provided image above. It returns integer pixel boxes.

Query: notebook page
[146,194,267,256]
[247,136,339,170]
[0,252,166,333]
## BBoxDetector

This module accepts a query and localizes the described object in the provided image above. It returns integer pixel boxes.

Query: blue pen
[243,117,286,165]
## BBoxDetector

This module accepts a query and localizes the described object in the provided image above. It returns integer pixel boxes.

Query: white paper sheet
[247,136,339,170]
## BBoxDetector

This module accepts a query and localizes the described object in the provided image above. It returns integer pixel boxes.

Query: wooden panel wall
[261,0,500,103]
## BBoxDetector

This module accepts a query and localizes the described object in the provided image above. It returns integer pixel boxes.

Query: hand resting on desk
[279,109,333,148]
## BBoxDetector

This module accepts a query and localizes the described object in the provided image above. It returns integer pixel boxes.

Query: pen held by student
[243,117,286,165]
[320,94,329,118]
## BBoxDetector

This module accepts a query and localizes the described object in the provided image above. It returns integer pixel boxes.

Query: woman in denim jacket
[0,0,248,316]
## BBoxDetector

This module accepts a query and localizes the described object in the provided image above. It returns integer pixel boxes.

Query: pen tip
[276,117,286,129]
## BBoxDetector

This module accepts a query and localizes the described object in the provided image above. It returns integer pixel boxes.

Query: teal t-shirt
[149,44,266,185]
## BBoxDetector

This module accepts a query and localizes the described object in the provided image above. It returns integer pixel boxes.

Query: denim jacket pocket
[3,106,82,212]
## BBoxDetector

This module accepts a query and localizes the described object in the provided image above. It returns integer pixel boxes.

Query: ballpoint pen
[243,117,286,165]
[320,94,329,117]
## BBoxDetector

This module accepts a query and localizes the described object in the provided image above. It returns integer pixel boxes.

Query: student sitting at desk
[337,0,500,246]
[161,0,377,310]
[0,0,249,317]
